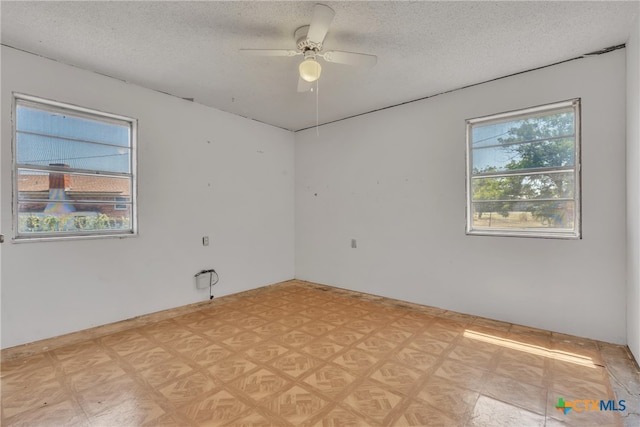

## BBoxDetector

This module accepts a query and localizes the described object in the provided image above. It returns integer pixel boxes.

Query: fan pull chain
[316,78,319,136]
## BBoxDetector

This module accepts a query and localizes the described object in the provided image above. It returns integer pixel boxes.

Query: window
[13,94,137,240]
[466,99,581,238]
[114,196,129,210]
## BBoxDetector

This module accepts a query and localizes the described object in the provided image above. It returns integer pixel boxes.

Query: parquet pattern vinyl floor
[1,280,638,426]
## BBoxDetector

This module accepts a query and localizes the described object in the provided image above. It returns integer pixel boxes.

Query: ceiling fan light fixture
[299,58,322,82]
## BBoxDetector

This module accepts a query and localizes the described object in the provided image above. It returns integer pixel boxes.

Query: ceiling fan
[240,3,377,92]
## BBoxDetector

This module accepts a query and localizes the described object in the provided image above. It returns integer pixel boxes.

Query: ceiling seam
[294,44,627,133]
[1,43,296,133]
[2,42,626,135]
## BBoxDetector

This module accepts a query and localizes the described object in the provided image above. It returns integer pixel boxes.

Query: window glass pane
[13,96,136,240]
[17,169,130,200]
[466,100,580,238]
[16,132,131,173]
[114,196,130,210]
[16,169,132,234]
[472,138,575,173]
[471,200,575,230]
[471,109,574,148]
[17,204,132,234]
[16,105,130,147]
[472,172,575,201]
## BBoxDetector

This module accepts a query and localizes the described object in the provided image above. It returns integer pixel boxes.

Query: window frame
[465,99,581,239]
[11,93,138,242]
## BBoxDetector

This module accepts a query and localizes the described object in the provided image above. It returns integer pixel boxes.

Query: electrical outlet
[351,238,357,248]
[203,236,209,246]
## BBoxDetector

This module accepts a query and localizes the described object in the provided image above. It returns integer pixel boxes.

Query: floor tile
[368,362,424,395]
[1,280,635,427]
[2,399,88,427]
[170,333,212,354]
[551,373,612,399]
[498,347,547,368]
[102,333,155,356]
[157,372,218,407]
[390,317,433,332]
[415,375,479,422]
[261,384,328,425]
[86,394,165,426]
[300,339,344,360]
[142,324,194,343]
[407,335,452,355]
[422,324,463,342]
[298,321,336,336]
[324,328,365,346]
[251,321,291,338]
[434,358,487,391]
[222,332,264,351]
[1,378,68,419]
[270,351,323,379]
[244,343,290,363]
[321,312,354,325]
[230,368,290,402]
[342,380,405,425]
[1,362,58,392]
[330,348,379,374]
[447,344,496,370]
[207,355,258,383]
[310,405,369,427]
[234,316,270,330]
[467,395,545,427]
[393,345,440,373]
[494,355,547,387]
[66,360,128,393]
[355,336,397,356]
[277,329,317,348]
[123,346,175,370]
[391,399,460,426]
[374,327,413,344]
[57,346,114,375]
[202,324,245,341]
[509,324,552,339]
[2,353,52,374]
[277,314,313,329]
[222,409,281,427]
[189,343,234,367]
[180,388,249,425]
[136,358,194,388]
[480,373,547,415]
[258,308,289,321]
[76,375,144,417]
[302,365,357,398]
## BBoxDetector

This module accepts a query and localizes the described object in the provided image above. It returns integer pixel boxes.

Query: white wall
[627,15,640,362]
[0,47,295,349]
[296,49,628,344]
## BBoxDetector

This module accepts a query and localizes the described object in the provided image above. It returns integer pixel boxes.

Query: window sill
[11,231,138,243]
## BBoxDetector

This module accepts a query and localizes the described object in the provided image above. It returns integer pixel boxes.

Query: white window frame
[465,99,581,239]
[12,93,138,241]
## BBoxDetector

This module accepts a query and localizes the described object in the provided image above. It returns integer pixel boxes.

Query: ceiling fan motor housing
[295,25,323,53]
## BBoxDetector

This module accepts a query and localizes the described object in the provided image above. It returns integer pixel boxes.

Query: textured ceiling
[1,1,639,131]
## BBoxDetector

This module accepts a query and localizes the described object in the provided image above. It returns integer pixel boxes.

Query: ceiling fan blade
[297,76,313,92]
[239,49,300,57]
[321,50,377,67]
[307,3,335,44]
